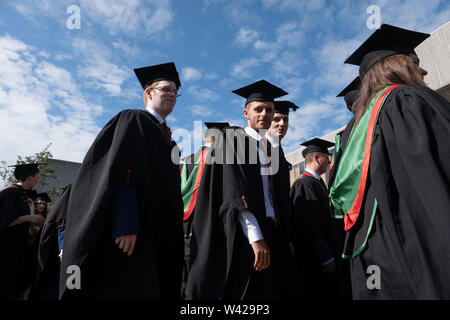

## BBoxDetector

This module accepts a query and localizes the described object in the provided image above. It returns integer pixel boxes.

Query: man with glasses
[42,62,184,299]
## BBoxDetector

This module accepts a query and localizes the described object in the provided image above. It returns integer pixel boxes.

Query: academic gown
[0,184,31,299]
[328,118,355,300]
[33,185,71,300]
[338,85,450,299]
[180,146,210,297]
[290,174,340,299]
[51,109,184,299]
[184,128,298,299]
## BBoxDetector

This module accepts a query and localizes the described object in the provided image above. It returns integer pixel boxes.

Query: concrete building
[36,158,81,195]
[415,21,450,102]
[286,21,450,186]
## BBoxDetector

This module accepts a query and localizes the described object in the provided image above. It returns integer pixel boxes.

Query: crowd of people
[0,24,449,300]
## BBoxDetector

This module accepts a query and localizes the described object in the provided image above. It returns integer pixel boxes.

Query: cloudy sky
[0,0,448,167]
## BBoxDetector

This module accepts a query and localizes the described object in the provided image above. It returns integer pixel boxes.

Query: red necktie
[161,121,172,143]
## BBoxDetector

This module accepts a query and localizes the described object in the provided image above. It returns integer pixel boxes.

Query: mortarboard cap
[301,138,335,158]
[337,76,361,111]
[274,100,300,115]
[204,122,230,138]
[205,122,230,131]
[232,80,288,105]
[36,192,52,203]
[9,163,41,181]
[345,24,429,79]
[134,62,181,90]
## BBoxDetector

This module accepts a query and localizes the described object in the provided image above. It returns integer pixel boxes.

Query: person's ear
[146,89,152,101]
[243,107,249,120]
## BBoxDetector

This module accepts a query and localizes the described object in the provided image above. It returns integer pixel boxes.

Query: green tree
[0,144,60,203]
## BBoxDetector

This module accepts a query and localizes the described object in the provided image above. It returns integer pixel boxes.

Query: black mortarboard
[205,122,230,131]
[274,100,300,115]
[133,62,181,90]
[337,77,361,111]
[232,80,288,105]
[9,163,40,180]
[345,24,429,79]
[301,138,335,158]
[36,192,52,203]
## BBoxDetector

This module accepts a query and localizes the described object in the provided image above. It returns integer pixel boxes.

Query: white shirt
[238,127,277,244]
[304,168,321,180]
[146,106,165,124]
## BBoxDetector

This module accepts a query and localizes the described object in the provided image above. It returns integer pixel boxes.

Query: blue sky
[0,0,449,166]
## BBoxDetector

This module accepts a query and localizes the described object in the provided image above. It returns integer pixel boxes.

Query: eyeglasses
[152,86,181,97]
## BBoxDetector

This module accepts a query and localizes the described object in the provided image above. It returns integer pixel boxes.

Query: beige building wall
[415,21,450,102]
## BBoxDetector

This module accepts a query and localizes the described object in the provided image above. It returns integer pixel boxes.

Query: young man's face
[317,153,331,175]
[243,101,274,131]
[269,113,289,140]
[26,173,40,189]
[147,80,178,116]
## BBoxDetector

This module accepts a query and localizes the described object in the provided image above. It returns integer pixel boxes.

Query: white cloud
[0,35,103,167]
[187,85,220,101]
[234,28,260,47]
[73,38,129,97]
[312,38,361,91]
[182,67,203,82]
[191,104,213,117]
[79,0,174,37]
[112,39,141,59]
[282,97,351,153]
[276,22,304,47]
[230,57,260,79]
[11,0,174,38]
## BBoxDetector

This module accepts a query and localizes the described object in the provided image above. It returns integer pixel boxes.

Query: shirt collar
[146,107,165,124]
[244,127,265,142]
[304,168,321,180]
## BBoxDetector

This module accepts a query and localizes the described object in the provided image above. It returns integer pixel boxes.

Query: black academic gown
[180,146,210,298]
[328,118,355,300]
[51,109,184,299]
[0,184,31,299]
[290,174,341,299]
[343,85,450,299]
[184,128,298,300]
[33,185,72,300]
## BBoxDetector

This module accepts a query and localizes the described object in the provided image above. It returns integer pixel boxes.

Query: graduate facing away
[39,62,185,299]
[184,80,299,299]
[330,24,450,299]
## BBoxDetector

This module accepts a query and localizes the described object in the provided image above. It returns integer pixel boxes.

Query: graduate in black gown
[330,24,450,299]
[180,121,229,298]
[34,186,70,300]
[0,163,44,299]
[290,138,343,299]
[327,77,361,300]
[42,62,184,299]
[184,80,298,299]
